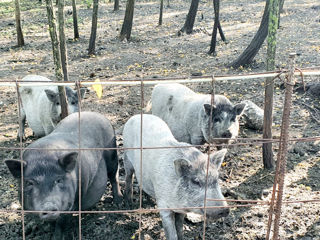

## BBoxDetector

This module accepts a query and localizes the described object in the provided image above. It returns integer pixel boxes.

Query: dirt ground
[0,0,319,239]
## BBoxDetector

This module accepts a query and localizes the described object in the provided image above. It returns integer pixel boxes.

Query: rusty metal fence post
[266,53,296,240]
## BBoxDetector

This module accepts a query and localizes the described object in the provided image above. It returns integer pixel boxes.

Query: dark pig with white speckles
[150,83,246,147]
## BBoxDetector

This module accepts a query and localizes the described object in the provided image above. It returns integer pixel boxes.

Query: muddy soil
[0,0,319,239]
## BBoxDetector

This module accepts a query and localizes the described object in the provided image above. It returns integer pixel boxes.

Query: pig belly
[81,158,108,210]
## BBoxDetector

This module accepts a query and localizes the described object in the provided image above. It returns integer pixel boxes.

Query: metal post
[266,53,296,239]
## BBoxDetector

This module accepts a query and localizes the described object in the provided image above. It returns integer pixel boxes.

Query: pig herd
[4,75,247,240]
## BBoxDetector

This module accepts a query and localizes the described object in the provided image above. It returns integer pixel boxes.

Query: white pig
[18,75,85,138]
[150,83,246,146]
[123,114,229,240]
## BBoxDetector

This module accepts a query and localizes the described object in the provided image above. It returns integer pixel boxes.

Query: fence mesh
[0,65,319,239]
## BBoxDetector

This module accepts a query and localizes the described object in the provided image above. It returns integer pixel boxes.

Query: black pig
[5,112,122,239]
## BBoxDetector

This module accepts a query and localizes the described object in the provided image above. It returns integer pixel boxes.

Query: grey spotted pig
[150,83,246,146]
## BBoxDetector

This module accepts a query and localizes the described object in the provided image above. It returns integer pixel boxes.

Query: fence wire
[0,65,319,240]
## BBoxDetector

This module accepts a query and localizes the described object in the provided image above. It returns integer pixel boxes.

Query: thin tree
[263,0,280,169]
[208,0,226,55]
[72,0,79,39]
[277,0,285,28]
[230,1,270,68]
[159,0,163,26]
[58,0,69,81]
[119,0,135,41]
[230,0,285,68]
[45,0,68,118]
[14,0,24,46]
[114,0,119,11]
[179,0,199,34]
[88,0,99,55]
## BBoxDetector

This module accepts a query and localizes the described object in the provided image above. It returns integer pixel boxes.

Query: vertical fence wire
[202,75,216,239]
[76,80,83,240]
[15,81,26,240]
[138,79,145,239]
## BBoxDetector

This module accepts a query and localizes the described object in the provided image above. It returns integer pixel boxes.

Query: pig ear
[203,104,216,116]
[209,149,227,170]
[58,152,78,172]
[5,159,27,178]
[45,89,59,103]
[234,103,246,116]
[174,159,191,177]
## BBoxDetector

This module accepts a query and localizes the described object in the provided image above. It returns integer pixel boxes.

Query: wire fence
[0,59,320,239]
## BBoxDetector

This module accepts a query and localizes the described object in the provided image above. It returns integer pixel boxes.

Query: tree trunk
[14,0,24,46]
[208,0,226,54]
[114,0,119,11]
[45,0,68,119]
[229,0,270,68]
[167,0,169,8]
[72,0,79,39]
[45,0,63,80]
[208,0,219,54]
[263,0,279,169]
[159,0,163,26]
[179,0,199,34]
[218,21,226,41]
[88,0,99,55]
[119,0,135,41]
[58,0,69,82]
[277,0,285,28]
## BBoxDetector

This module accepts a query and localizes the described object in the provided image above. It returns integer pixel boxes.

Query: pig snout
[39,203,60,221]
[205,205,229,219]
[221,131,232,138]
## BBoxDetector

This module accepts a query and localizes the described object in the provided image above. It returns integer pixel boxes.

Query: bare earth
[0,0,319,239]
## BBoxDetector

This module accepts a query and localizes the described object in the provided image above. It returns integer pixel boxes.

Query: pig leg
[174,212,185,240]
[160,210,178,240]
[52,215,68,240]
[104,150,122,205]
[124,152,134,207]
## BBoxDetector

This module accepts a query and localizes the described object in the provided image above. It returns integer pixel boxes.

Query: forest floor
[0,0,319,239]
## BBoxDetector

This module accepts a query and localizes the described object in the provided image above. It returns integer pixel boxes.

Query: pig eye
[213,117,220,123]
[55,178,64,185]
[191,178,201,186]
[25,180,34,188]
[71,101,76,105]
[56,102,60,106]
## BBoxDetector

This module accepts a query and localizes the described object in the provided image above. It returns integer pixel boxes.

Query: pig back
[37,112,116,209]
[53,111,115,149]
[123,114,180,197]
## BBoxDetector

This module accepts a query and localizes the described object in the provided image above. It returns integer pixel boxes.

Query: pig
[18,75,85,138]
[5,111,122,239]
[150,83,246,146]
[123,114,229,240]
